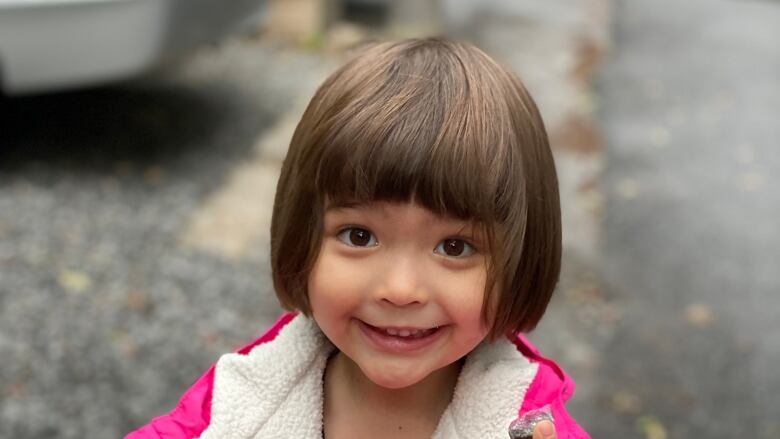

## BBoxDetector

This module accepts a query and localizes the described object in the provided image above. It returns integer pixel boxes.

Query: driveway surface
[580,0,780,436]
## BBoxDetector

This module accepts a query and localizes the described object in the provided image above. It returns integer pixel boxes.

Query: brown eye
[443,239,464,256]
[435,239,474,257]
[337,227,377,247]
[350,229,371,246]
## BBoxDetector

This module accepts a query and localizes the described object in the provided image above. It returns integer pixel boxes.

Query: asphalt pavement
[580,0,780,436]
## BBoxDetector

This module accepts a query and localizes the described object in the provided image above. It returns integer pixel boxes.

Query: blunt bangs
[314,39,524,225]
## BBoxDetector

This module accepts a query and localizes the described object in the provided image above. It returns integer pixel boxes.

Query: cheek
[436,267,488,325]
[307,247,371,313]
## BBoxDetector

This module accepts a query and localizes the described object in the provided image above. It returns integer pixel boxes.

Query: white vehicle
[0,0,265,94]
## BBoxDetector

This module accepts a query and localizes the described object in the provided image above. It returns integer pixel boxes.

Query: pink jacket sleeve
[124,313,297,439]
[514,334,591,439]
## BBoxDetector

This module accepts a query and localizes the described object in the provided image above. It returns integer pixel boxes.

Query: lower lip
[357,320,446,354]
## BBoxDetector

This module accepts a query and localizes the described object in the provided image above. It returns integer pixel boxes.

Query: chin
[362,365,425,390]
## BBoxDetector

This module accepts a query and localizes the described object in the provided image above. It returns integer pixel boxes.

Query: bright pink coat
[126,312,590,438]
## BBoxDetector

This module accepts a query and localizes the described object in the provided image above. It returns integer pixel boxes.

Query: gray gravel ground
[0,40,329,438]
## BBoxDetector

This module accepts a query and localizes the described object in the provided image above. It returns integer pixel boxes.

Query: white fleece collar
[199,316,538,439]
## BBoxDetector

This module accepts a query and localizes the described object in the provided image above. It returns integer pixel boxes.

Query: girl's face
[308,200,491,389]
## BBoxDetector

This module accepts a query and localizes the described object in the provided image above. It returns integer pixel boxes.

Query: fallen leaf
[643,79,664,99]
[650,127,669,147]
[6,381,27,398]
[58,269,92,294]
[738,171,765,192]
[761,422,780,438]
[636,415,667,439]
[126,290,151,312]
[578,188,604,214]
[144,166,167,185]
[611,390,642,415]
[200,331,221,348]
[616,179,639,200]
[108,328,138,359]
[668,107,686,126]
[735,143,755,164]
[119,338,138,360]
[577,92,598,114]
[600,304,624,326]
[713,93,735,112]
[565,281,604,304]
[115,161,134,177]
[684,303,715,328]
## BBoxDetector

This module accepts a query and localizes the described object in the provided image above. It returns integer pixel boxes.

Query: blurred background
[1,0,778,437]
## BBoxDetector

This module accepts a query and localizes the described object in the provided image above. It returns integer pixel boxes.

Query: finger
[532,420,556,439]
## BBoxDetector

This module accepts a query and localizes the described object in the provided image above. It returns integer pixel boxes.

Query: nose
[374,257,428,307]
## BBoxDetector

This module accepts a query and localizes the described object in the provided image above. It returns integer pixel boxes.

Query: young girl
[127,38,589,439]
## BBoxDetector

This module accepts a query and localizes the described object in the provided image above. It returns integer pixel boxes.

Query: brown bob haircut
[271,38,561,339]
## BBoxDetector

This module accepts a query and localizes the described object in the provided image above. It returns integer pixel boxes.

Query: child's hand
[532,420,557,439]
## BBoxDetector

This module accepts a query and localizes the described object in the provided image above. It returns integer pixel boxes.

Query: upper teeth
[383,328,430,337]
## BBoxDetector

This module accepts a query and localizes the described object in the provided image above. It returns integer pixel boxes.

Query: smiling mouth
[359,320,446,348]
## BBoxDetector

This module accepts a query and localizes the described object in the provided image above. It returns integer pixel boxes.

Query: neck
[326,351,462,419]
